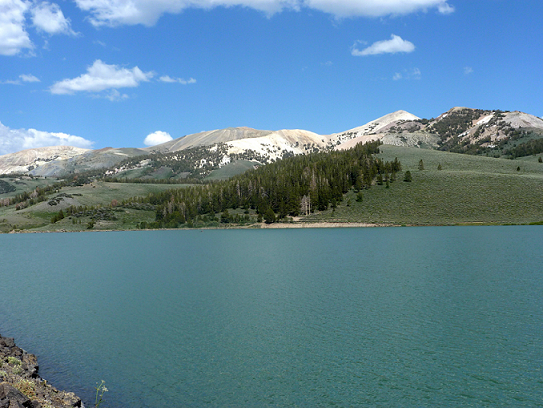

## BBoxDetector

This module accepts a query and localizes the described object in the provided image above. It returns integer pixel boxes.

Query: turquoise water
[1,227,542,407]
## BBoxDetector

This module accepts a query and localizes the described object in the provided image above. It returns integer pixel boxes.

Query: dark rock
[0,339,15,348]
[0,383,32,407]
[0,335,83,408]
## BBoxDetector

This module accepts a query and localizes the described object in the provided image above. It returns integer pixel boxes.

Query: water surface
[0,227,542,406]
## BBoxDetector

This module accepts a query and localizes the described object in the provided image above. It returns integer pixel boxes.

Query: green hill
[306,145,543,225]
[2,143,543,232]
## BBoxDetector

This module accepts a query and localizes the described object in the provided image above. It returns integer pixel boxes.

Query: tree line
[132,141,401,228]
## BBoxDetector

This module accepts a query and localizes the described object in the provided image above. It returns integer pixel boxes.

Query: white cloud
[393,67,421,80]
[74,0,454,27]
[0,0,32,56]
[464,66,473,75]
[50,59,153,95]
[0,0,76,56]
[306,0,453,18]
[19,74,40,82]
[352,34,415,56]
[144,131,173,146]
[0,121,94,155]
[105,89,129,101]
[438,2,454,14]
[31,2,75,35]
[1,73,40,85]
[159,75,196,84]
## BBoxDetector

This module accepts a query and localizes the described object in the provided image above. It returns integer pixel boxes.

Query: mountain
[144,127,274,153]
[336,108,543,156]
[2,107,543,179]
[0,146,89,175]
[29,147,149,177]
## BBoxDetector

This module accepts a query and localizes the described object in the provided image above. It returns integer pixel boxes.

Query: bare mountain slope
[29,147,148,177]
[0,146,89,174]
[332,110,420,144]
[3,107,543,179]
[227,129,329,161]
[146,127,274,153]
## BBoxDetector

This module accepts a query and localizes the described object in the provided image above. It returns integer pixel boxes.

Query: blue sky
[1,0,542,154]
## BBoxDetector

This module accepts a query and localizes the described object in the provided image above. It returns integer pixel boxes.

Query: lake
[1,227,542,407]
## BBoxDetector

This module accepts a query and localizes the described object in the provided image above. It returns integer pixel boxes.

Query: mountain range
[1,107,543,179]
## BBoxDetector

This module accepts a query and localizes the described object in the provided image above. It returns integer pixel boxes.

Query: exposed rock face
[0,335,82,408]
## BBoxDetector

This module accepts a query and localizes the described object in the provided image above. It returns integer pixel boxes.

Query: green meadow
[306,145,543,226]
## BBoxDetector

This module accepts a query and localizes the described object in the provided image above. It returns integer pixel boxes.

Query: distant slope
[226,129,330,161]
[3,107,543,180]
[29,147,148,177]
[0,146,89,174]
[332,110,420,145]
[145,127,274,153]
[336,107,543,156]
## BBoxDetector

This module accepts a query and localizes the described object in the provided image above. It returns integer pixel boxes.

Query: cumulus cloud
[0,0,32,56]
[31,1,76,35]
[0,121,94,156]
[159,75,196,84]
[0,0,75,56]
[143,131,173,146]
[352,34,415,56]
[50,59,153,96]
[74,0,454,27]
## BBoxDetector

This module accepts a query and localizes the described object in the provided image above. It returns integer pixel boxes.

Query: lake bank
[0,334,82,407]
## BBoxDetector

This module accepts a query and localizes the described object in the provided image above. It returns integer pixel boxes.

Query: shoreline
[4,220,535,234]
[0,334,83,407]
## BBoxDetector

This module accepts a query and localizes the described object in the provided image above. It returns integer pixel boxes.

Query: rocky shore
[0,334,83,408]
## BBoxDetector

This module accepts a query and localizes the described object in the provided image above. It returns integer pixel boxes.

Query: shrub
[14,380,36,399]
[7,356,21,366]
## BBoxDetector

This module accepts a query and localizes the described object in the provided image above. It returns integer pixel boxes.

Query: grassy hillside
[0,176,59,198]
[205,160,258,180]
[2,144,543,232]
[306,146,543,225]
[0,182,179,233]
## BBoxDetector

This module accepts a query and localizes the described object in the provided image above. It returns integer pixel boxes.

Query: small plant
[14,379,36,399]
[0,370,7,379]
[7,356,21,366]
[13,366,24,375]
[94,380,108,407]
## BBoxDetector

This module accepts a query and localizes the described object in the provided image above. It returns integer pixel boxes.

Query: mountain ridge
[1,108,543,178]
